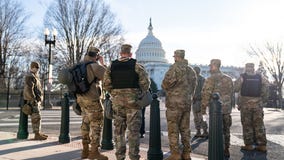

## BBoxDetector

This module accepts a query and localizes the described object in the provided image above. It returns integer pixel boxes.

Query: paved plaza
[0,99,283,160]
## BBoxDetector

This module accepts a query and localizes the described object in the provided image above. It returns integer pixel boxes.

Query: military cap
[87,47,100,57]
[245,63,254,69]
[173,50,185,58]
[209,59,221,67]
[121,44,132,53]
[30,61,40,69]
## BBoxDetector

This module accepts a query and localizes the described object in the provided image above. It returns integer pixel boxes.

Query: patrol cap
[121,44,132,53]
[173,50,185,58]
[209,59,221,67]
[245,63,254,69]
[30,61,40,68]
[87,47,100,57]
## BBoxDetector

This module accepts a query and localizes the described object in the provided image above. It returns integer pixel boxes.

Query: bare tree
[248,42,284,109]
[44,0,124,67]
[0,0,29,88]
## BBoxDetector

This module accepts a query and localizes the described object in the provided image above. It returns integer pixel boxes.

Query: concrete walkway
[0,131,207,160]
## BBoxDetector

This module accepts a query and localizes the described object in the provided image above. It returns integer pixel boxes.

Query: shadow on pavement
[240,150,267,160]
[0,138,21,145]
[24,150,82,160]
[0,140,58,155]
[191,137,208,150]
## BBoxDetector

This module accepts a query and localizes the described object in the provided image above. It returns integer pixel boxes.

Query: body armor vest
[241,73,262,97]
[111,59,139,89]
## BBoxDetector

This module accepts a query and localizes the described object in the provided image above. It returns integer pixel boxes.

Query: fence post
[101,94,114,150]
[147,93,163,160]
[208,93,224,160]
[17,107,29,139]
[59,92,70,143]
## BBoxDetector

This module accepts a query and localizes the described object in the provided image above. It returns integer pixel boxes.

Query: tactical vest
[240,73,262,97]
[110,59,139,89]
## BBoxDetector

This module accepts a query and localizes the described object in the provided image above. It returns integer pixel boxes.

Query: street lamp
[44,28,57,109]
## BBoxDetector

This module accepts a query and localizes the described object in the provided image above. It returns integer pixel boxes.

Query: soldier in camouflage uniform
[234,63,268,152]
[162,50,197,160]
[76,47,108,160]
[23,61,48,140]
[192,66,208,138]
[103,44,150,160]
[201,59,234,158]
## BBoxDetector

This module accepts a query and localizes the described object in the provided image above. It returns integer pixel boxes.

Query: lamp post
[44,28,57,109]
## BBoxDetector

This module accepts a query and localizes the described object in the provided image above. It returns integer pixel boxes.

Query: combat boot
[182,148,191,160]
[255,145,267,153]
[194,129,202,138]
[241,145,254,151]
[201,130,208,139]
[88,144,108,160]
[224,147,230,158]
[34,132,47,140]
[166,150,181,160]
[81,142,89,159]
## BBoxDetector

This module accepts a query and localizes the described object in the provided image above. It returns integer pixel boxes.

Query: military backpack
[58,61,96,94]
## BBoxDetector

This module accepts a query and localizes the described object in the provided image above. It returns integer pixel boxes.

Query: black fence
[0,77,65,110]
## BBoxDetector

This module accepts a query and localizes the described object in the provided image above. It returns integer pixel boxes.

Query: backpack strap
[85,61,97,85]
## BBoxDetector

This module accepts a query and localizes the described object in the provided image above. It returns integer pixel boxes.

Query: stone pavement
[0,131,207,160]
[1,104,283,160]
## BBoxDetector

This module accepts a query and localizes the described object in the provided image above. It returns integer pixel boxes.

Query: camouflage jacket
[234,73,269,108]
[201,70,234,114]
[162,59,197,110]
[103,57,150,97]
[23,71,43,102]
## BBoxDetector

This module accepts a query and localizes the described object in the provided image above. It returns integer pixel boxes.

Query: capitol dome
[135,19,170,90]
[135,19,168,64]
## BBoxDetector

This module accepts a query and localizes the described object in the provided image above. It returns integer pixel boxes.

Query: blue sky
[23,0,284,67]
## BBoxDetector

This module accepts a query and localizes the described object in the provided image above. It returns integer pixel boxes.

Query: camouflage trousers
[166,108,191,152]
[25,100,42,133]
[77,99,104,147]
[193,111,208,131]
[113,105,142,160]
[240,107,267,145]
[223,113,232,148]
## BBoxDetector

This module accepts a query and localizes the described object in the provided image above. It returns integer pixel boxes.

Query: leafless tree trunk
[44,0,124,67]
[248,42,284,109]
[0,0,29,89]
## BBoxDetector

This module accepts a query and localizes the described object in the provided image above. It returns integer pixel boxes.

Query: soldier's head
[86,47,100,61]
[194,66,201,75]
[173,49,185,62]
[245,63,255,74]
[30,61,40,73]
[120,44,132,57]
[209,59,221,72]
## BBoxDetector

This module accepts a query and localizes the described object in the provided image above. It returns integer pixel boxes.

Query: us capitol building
[135,19,244,90]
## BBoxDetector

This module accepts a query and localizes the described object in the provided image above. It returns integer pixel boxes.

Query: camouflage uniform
[234,63,268,152]
[162,50,197,160]
[192,67,208,137]
[76,47,107,160]
[201,59,234,156]
[103,44,150,160]
[23,62,46,139]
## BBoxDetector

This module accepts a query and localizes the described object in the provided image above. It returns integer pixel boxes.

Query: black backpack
[58,61,96,94]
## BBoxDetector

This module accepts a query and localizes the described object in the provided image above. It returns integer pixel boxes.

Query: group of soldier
[22,44,268,160]
[162,50,268,160]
